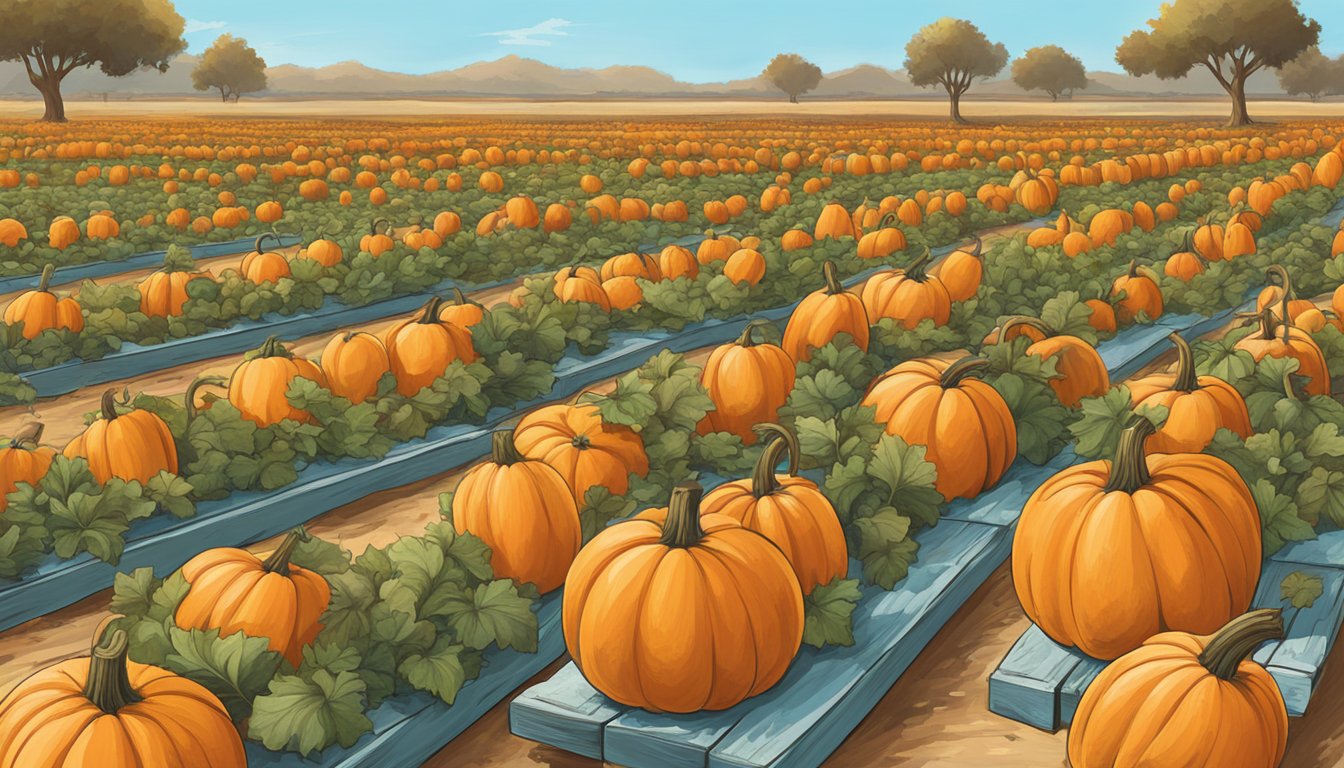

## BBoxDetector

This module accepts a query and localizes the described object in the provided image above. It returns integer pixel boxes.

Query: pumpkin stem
[1198,609,1285,681]
[448,286,480,309]
[185,375,228,422]
[938,356,990,388]
[253,232,281,255]
[1168,333,1200,393]
[253,334,293,359]
[903,248,933,282]
[751,423,800,498]
[997,316,1051,345]
[9,422,44,449]
[659,482,705,548]
[1103,415,1156,493]
[1127,259,1140,278]
[735,318,774,347]
[570,434,592,450]
[820,260,844,294]
[84,616,142,714]
[1282,370,1305,402]
[1251,308,1281,342]
[371,217,391,236]
[261,527,307,575]
[490,429,526,466]
[36,263,55,293]
[878,212,900,229]
[415,297,444,324]
[99,388,121,421]
[965,236,983,258]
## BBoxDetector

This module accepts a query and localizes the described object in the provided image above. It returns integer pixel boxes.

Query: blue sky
[175,0,1344,81]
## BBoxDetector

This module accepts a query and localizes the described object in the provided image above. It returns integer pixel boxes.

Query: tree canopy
[763,54,822,104]
[904,18,1008,123]
[1011,45,1088,101]
[1115,0,1320,125]
[0,0,185,121]
[1276,46,1343,101]
[193,34,268,102]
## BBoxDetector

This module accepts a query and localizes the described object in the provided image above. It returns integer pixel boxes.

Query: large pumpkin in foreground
[1069,610,1287,768]
[513,403,650,505]
[1013,417,1261,660]
[0,618,245,767]
[564,482,803,713]
[176,528,331,667]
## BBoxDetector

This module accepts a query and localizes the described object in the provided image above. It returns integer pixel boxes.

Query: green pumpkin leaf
[447,579,538,653]
[291,533,352,576]
[802,578,862,648]
[399,637,468,704]
[1298,467,1344,528]
[144,472,195,519]
[1281,571,1325,611]
[989,372,1074,464]
[165,627,283,722]
[248,670,373,755]
[578,485,638,543]
[299,643,363,677]
[1253,479,1315,556]
[867,435,942,527]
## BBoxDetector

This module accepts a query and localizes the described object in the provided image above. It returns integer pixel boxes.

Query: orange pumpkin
[320,331,390,404]
[1235,307,1331,396]
[563,482,803,712]
[658,244,699,280]
[47,215,80,249]
[929,236,983,301]
[1129,333,1251,452]
[513,403,650,505]
[0,423,54,513]
[452,429,582,594]
[782,261,870,362]
[1256,265,1315,322]
[602,275,643,310]
[384,297,478,396]
[4,264,84,339]
[176,528,331,667]
[240,233,292,285]
[554,266,612,311]
[359,218,395,257]
[781,229,814,252]
[229,335,328,426]
[601,252,662,282]
[861,356,1016,500]
[724,248,767,286]
[1110,260,1164,323]
[438,286,485,329]
[139,253,210,319]
[992,316,1109,407]
[860,250,952,329]
[856,213,907,259]
[1164,233,1206,282]
[696,231,735,265]
[697,320,795,443]
[813,202,857,240]
[64,389,178,484]
[300,231,344,267]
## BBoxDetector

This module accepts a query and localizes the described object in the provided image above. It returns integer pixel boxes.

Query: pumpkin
[860,249,952,329]
[359,218,395,256]
[4,263,84,339]
[701,424,847,594]
[696,231,735,264]
[781,229,814,251]
[563,482,803,713]
[993,316,1109,407]
[602,275,643,310]
[240,233,292,285]
[86,213,119,240]
[1235,307,1331,396]
[1223,220,1257,259]
[139,256,210,318]
[0,423,54,514]
[601,251,662,282]
[0,618,246,767]
[1086,298,1118,334]
[433,211,462,238]
[384,297,478,396]
[1256,264,1315,322]
[929,236,983,301]
[513,402,650,504]
[554,266,612,311]
[1192,218,1225,261]
[724,247,766,286]
[1163,233,1205,281]
[300,230,344,267]
[438,286,485,329]
[813,201,857,240]
[176,528,331,667]
[856,213,907,259]
[697,319,795,443]
[543,202,572,233]
[1110,260,1164,323]
[452,429,582,594]
[229,335,328,426]
[1068,610,1287,768]
[504,195,541,228]
[1129,332,1251,452]
[782,260,870,362]
[1013,416,1261,660]
[658,244,699,280]
[1087,209,1132,247]
[321,331,390,404]
[0,217,27,247]
[64,389,178,484]
[47,215,80,249]
[862,356,1016,500]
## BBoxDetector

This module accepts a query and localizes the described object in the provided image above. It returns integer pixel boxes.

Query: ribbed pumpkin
[1068,610,1287,768]
[1129,333,1251,452]
[1110,260,1164,323]
[504,195,541,229]
[781,229,814,252]
[658,244,699,280]
[438,286,485,329]
[554,266,612,310]
[176,528,331,667]
[929,236,983,301]
[1164,233,1206,282]
[320,331,390,404]
[384,297,478,396]
[993,316,1109,407]
[359,218,395,257]
[452,429,582,594]
[0,424,54,513]
[564,482,803,713]
[1192,218,1225,261]
[1235,307,1331,396]
[240,233,292,285]
[1223,220,1257,259]
[700,424,847,594]
[139,255,210,318]
[64,389,178,484]
[0,618,246,767]
[860,250,952,329]
[513,403,650,505]
[862,356,1016,501]
[229,335,328,426]
[697,320,795,444]
[47,215,80,249]
[543,203,572,233]
[696,231,736,265]
[602,275,643,310]
[856,213,907,259]
[782,261,870,362]
[0,217,27,247]
[1012,417,1261,660]
[724,248,766,286]
[813,201,857,240]
[4,264,84,339]
[299,231,343,267]
[601,251,662,282]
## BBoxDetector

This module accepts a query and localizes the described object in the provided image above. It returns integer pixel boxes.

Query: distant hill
[0,53,1305,101]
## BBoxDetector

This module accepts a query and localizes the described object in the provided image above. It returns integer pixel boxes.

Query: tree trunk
[789,94,798,104]
[949,90,967,124]
[1226,75,1253,126]
[1050,92,1058,102]
[35,74,66,123]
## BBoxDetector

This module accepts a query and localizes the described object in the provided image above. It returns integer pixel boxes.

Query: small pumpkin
[782,260,870,362]
[1192,217,1225,261]
[1085,298,1118,334]
[856,213,907,259]
[697,319,795,444]
[860,249,952,329]
[64,389,178,484]
[1110,260,1164,323]
[1012,416,1261,660]
[813,201,857,240]
[438,286,485,329]
[658,244,699,280]
[513,403,650,505]
[139,252,211,318]
[696,231,735,264]
[321,330,390,404]
[554,266,612,311]
[47,215,80,249]
[176,528,331,667]
[601,251,662,282]
[1129,333,1251,452]
[724,247,766,286]
[1235,305,1331,396]
[1068,610,1287,768]
[452,429,582,594]
[602,275,643,310]
[564,482,804,713]
[701,424,847,594]
[300,229,344,267]
[229,335,328,425]
[384,297,478,396]
[1163,232,1206,281]
[240,233,292,285]
[862,356,1016,500]
[3,263,84,339]
[0,618,246,767]
[928,236,983,301]
[359,217,395,256]
[0,423,54,513]
[992,316,1109,407]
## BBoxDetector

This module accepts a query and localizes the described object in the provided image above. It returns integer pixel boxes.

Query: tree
[763,53,822,104]
[192,34,268,102]
[1276,46,1343,102]
[904,18,1008,124]
[1012,45,1088,101]
[1115,0,1320,126]
[0,0,185,122]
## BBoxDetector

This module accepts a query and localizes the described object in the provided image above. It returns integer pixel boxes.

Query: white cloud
[184,19,227,34]
[481,18,573,47]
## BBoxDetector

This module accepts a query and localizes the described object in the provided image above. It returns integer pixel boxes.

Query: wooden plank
[245,592,564,768]
[1259,561,1344,715]
[1271,529,1344,569]
[508,664,624,761]
[986,625,1089,732]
